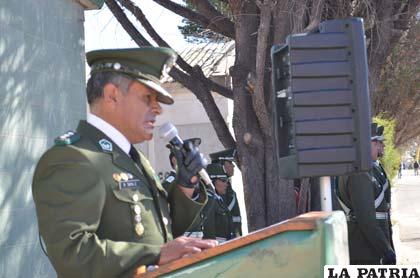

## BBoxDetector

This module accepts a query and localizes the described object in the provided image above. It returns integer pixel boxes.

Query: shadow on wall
[0,0,86,276]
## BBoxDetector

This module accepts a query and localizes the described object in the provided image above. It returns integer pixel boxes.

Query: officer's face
[115,81,162,143]
[215,179,228,195]
[378,141,385,158]
[371,140,379,160]
[223,161,234,177]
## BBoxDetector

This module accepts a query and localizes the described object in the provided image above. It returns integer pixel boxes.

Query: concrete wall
[0,0,87,276]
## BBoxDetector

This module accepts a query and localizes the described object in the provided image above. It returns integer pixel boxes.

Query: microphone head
[158,122,179,143]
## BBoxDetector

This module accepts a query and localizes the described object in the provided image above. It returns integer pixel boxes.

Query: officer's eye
[139,93,151,104]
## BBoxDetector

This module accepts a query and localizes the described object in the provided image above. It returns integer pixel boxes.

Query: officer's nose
[150,97,162,115]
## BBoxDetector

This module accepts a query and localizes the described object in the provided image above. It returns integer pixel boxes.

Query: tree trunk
[230,0,267,231]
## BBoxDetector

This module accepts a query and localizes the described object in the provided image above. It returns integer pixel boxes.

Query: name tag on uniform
[232,216,241,223]
[119,179,140,190]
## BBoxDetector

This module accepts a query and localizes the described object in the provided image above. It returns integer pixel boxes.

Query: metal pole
[320,176,332,212]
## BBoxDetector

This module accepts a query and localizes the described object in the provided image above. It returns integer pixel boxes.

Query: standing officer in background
[32,48,217,278]
[374,125,395,252]
[336,123,396,265]
[198,163,235,243]
[210,149,242,237]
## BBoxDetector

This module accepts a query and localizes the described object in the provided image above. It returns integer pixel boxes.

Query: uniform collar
[87,113,131,155]
[77,120,160,189]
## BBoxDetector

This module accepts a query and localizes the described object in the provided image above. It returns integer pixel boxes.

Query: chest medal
[133,203,144,236]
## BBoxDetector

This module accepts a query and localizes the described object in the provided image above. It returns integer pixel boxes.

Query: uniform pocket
[111,188,157,239]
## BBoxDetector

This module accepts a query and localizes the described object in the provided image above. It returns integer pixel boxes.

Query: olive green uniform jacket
[198,190,235,242]
[223,183,242,237]
[185,187,235,242]
[337,166,394,264]
[373,161,394,250]
[32,121,205,277]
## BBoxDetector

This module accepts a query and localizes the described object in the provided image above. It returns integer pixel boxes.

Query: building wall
[0,1,87,276]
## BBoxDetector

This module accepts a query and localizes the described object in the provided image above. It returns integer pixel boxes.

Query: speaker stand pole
[320,176,332,211]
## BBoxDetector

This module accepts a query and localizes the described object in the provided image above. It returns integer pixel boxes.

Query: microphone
[159,122,214,190]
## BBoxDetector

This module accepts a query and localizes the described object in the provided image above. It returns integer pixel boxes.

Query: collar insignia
[99,139,113,152]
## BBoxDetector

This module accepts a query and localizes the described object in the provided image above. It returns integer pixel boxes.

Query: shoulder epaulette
[54,131,80,146]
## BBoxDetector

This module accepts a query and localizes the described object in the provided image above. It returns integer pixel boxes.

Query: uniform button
[134,205,141,215]
[120,173,129,181]
[134,215,142,223]
[135,223,144,236]
[163,217,169,226]
[113,173,121,182]
[132,194,139,202]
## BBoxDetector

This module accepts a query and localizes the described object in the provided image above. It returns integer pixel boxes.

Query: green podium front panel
[158,211,348,278]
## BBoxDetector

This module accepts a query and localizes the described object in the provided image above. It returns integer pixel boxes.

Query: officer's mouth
[144,120,156,131]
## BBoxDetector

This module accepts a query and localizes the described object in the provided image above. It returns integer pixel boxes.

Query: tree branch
[190,0,235,37]
[304,0,325,32]
[394,0,420,30]
[170,67,236,148]
[105,0,151,46]
[190,65,234,99]
[117,0,234,99]
[151,0,234,38]
[291,0,309,33]
[253,0,274,138]
[108,0,235,147]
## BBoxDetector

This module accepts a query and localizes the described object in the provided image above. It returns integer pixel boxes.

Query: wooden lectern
[135,211,349,278]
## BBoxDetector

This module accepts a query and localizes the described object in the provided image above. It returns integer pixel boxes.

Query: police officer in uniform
[32,48,217,277]
[200,163,236,243]
[162,138,201,192]
[337,123,396,265]
[374,125,395,252]
[210,148,242,237]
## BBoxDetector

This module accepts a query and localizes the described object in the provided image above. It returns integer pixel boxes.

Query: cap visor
[376,135,385,141]
[137,79,174,105]
[371,136,385,141]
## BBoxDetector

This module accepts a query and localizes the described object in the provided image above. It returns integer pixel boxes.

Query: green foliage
[373,116,401,182]
[178,0,231,43]
[178,19,218,43]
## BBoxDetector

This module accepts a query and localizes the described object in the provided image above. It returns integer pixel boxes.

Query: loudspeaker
[271,18,371,179]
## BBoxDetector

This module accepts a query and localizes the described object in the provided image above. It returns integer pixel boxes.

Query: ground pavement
[392,169,420,264]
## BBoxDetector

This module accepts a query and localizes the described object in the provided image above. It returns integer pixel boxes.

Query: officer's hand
[158,236,218,265]
[172,141,207,188]
[381,250,396,265]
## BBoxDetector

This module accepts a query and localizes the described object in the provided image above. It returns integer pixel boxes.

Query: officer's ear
[103,83,122,108]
